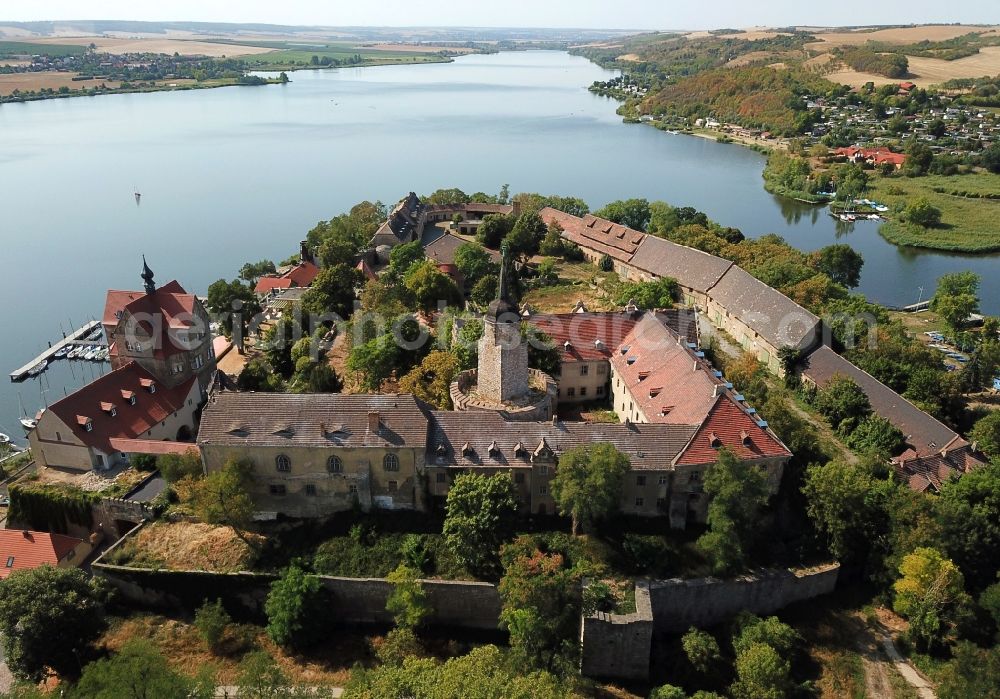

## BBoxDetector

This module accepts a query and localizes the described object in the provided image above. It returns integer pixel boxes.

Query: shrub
[194,598,231,653]
[265,563,328,650]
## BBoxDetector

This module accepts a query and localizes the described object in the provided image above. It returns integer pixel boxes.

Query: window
[388,480,398,492]
[129,395,137,406]
[597,364,606,375]
[305,484,317,496]
[636,475,646,486]
[348,484,359,495]
[689,471,702,483]
[55,432,61,441]
[538,464,548,476]
[658,475,668,485]
[656,497,666,509]
[596,385,605,397]
[567,388,576,398]
[5,556,13,568]
[327,455,343,473]
[514,472,525,484]
[580,365,589,376]
[269,484,287,496]
[539,485,548,495]
[635,497,644,507]
[109,408,117,417]
[275,454,291,472]
[84,421,93,433]
[383,454,400,472]
[435,473,446,483]
[149,384,156,394]
[580,387,587,397]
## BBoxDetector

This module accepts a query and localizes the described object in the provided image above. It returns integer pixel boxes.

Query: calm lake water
[0,50,997,442]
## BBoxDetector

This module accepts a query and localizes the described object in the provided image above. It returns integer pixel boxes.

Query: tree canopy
[442,472,519,578]
[265,562,328,650]
[549,443,629,535]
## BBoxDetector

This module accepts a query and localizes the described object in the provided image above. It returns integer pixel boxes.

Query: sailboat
[134,185,142,205]
[17,394,36,433]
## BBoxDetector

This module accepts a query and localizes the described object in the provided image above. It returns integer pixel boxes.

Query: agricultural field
[806,25,999,49]
[0,39,86,57]
[871,172,1000,252]
[210,39,454,69]
[0,71,120,96]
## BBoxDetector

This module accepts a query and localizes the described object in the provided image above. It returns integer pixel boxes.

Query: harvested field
[112,521,264,572]
[30,36,274,57]
[366,43,475,54]
[719,31,791,41]
[809,25,997,49]
[617,53,641,62]
[0,71,120,96]
[824,46,1000,88]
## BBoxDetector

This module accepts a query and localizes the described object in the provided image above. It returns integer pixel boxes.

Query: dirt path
[862,655,893,698]
[880,634,936,699]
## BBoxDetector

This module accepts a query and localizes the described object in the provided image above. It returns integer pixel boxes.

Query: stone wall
[580,581,653,681]
[92,527,501,630]
[648,563,840,633]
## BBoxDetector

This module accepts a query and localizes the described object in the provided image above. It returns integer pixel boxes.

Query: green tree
[347,334,402,392]
[981,142,1000,174]
[893,547,971,649]
[498,537,584,673]
[192,458,256,546]
[936,641,1000,699]
[388,241,426,278]
[301,263,361,320]
[803,460,894,565]
[615,277,678,309]
[538,222,567,257]
[979,581,1000,633]
[903,139,934,177]
[469,276,498,307]
[206,279,261,335]
[404,261,462,311]
[194,598,231,654]
[732,614,799,657]
[475,214,512,249]
[811,244,864,288]
[158,449,202,483]
[442,473,518,577]
[236,650,301,699]
[814,375,872,433]
[238,356,284,392]
[0,566,109,681]
[649,685,686,699]
[386,564,430,629]
[265,563,328,651]
[846,414,907,456]
[905,197,942,227]
[398,350,458,409]
[239,260,277,284]
[730,643,791,699]
[696,449,770,576]
[453,318,483,370]
[595,198,651,231]
[71,640,211,699]
[682,627,720,674]
[549,443,629,535]
[970,411,1000,460]
[453,243,497,288]
[935,461,1000,591]
[504,211,548,258]
[932,272,981,334]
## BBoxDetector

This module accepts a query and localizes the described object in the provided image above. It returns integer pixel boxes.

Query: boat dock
[9,320,102,382]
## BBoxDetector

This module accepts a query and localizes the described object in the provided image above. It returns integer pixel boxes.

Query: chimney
[512,198,523,218]
[368,411,380,434]
[300,240,313,264]
[21,530,32,540]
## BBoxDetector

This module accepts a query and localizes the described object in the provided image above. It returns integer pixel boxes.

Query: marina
[8,320,106,382]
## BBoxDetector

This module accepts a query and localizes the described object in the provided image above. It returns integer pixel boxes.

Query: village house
[0,529,92,579]
[28,261,214,471]
[253,244,320,298]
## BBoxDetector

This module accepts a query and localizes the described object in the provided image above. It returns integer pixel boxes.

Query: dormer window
[84,421,93,432]
[461,442,474,457]
[649,387,662,398]
[709,432,722,449]
[638,371,650,381]
[129,395,137,406]
[115,310,123,319]
[488,441,500,458]
[101,402,116,417]
[741,430,752,446]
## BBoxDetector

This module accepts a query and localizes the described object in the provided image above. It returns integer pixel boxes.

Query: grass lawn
[522,260,623,314]
[871,172,1000,252]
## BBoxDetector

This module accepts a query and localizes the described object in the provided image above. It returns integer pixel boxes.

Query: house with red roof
[253,261,320,297]
[0,530,90,579]
[30,260,212,471]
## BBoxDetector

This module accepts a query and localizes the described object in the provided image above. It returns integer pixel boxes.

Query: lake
[0,50,997,441]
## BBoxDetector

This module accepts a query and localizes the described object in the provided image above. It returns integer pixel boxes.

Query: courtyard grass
[871,172,1000,252]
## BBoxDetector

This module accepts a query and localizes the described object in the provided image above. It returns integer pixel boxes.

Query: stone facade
[477,315,529,403]
[580,581,653,681]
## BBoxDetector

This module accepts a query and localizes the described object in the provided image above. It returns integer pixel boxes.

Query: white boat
[67,346,81,359]
[0,433,10,445]
[84,348,96,361]
[53,346,70,359]
[19,418,36,432]
[28,360,48,376]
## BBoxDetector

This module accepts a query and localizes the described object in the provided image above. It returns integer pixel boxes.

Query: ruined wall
[648,563,840,633]
[580,581,653,682]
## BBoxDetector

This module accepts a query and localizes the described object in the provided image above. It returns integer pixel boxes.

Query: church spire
[487,243,515,321]
[141,255,156,295]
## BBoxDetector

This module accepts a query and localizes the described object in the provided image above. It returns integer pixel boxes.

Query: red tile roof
[611,315,722,424]
[526,313,640,362]
[104,281,203,362]
[0,530,83,579]
[540,208,644,263]
[675,394,790,465]
[254,277,293,294]
[356,259,378,282]
[44,362,197,453]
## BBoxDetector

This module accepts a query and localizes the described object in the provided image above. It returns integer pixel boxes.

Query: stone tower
[477,245,529,403]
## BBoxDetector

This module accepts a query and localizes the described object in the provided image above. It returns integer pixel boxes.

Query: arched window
[383,453,400,472]
[327,455,343,474]
[275,454,291,472]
